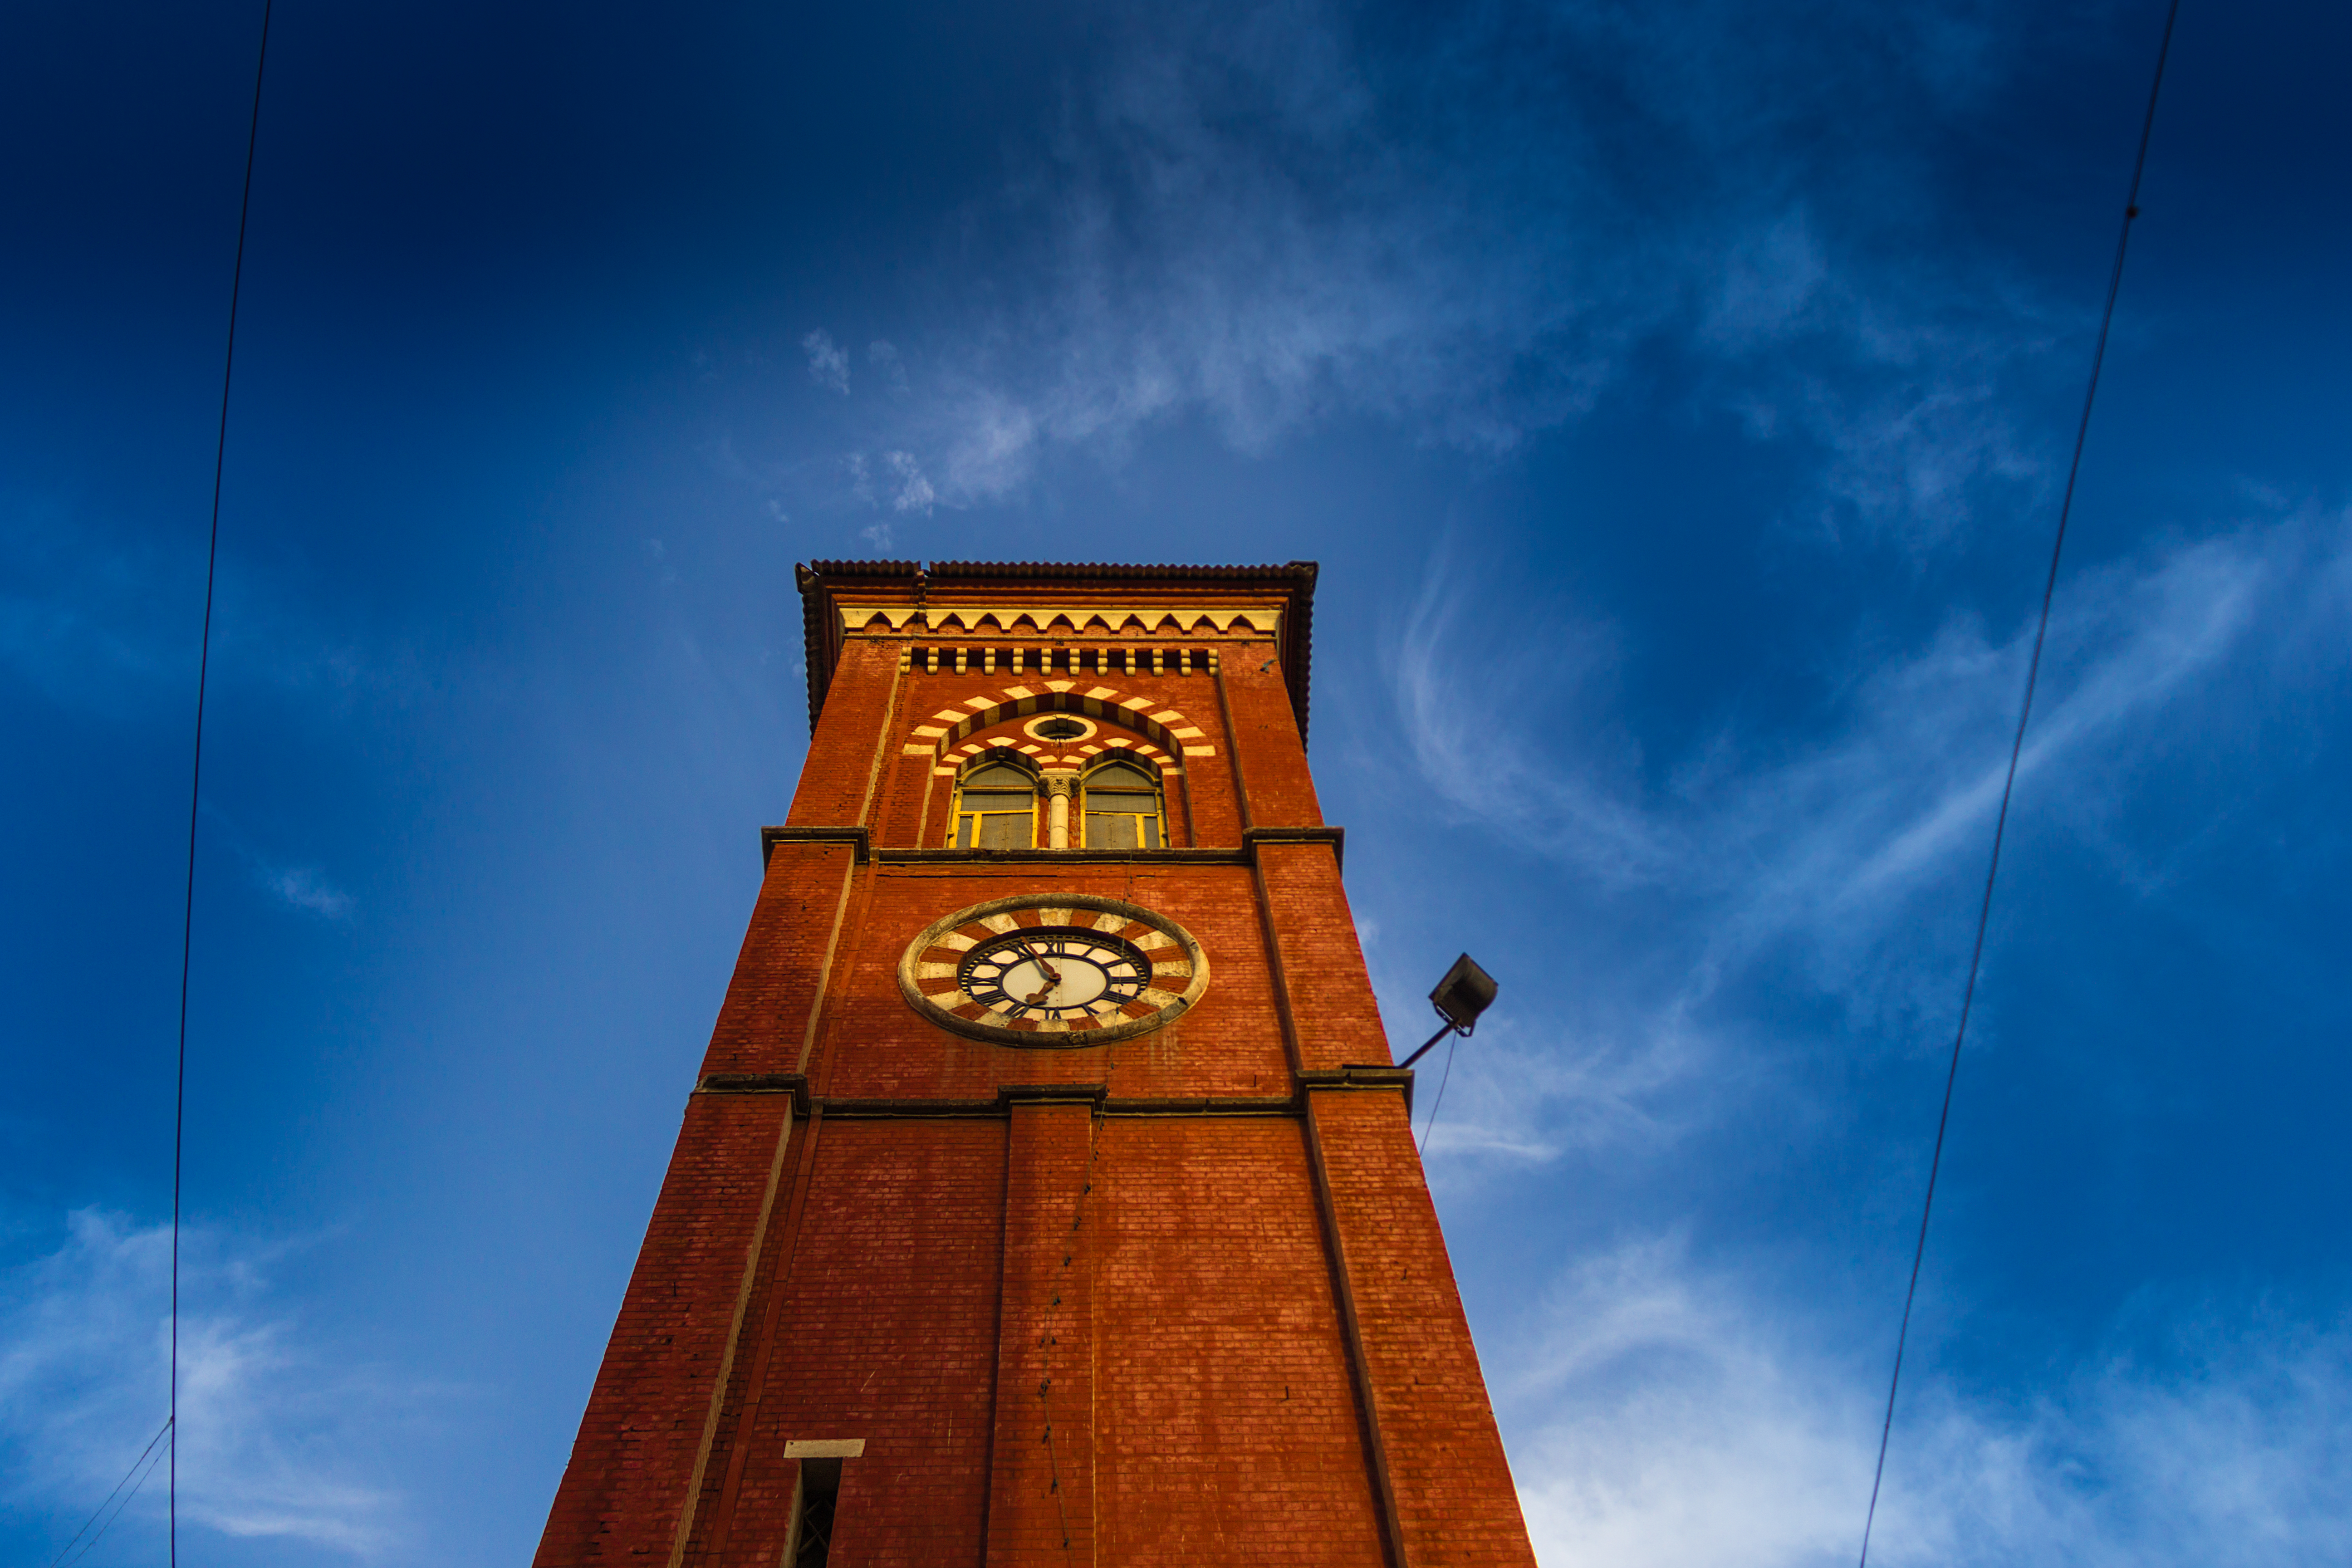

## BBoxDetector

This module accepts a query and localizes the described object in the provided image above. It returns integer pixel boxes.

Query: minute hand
[1015,941,1061,1004]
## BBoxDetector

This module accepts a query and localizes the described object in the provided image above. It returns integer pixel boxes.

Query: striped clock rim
[897,892,1210,1048]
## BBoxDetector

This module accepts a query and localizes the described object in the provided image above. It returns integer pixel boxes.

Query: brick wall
[690,1117,1007,1566]
[1093,1116,1386,1564]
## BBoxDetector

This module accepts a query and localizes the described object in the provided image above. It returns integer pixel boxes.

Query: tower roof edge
[795,559,1318,745]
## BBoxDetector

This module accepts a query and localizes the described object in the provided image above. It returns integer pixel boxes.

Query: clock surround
[897,892,1210,1045]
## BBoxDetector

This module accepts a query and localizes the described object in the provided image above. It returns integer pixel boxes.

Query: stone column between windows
[1042,774,1077,850]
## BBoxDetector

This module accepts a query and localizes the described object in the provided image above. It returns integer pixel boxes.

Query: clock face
[960,928,1152,1023]
[898,894,1210,1045]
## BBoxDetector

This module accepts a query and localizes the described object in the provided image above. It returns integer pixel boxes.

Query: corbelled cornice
[795,559,1318,745]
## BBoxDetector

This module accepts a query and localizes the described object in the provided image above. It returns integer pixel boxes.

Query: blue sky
[5,0,2349,1562]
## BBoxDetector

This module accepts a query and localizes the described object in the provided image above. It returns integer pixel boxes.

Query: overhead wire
[1853,2,2184,1563]
[59,1433,170,1568]
[172,2,275,1563]
[44,1417,172,1568]
[1417,1029,1460,1156]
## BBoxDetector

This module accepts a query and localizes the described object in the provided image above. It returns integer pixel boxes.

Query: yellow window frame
[1078,762,1165,850]
[949,760,1039,849]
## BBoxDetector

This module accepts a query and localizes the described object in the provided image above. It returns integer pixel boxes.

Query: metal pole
[1396,1021,1456,1072]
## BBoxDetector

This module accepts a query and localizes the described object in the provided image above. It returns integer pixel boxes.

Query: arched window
[951,759,1039,849]
[1080,759,1163,849]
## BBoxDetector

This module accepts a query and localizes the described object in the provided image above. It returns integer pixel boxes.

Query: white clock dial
[960,929,1151,1022]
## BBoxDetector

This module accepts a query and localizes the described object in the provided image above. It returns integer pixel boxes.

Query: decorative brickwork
[908,679,1209,770]
[536,562,1534,1568]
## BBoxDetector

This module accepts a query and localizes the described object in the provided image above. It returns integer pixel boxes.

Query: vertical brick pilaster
[1255,842,1391,1069]
[789,637,903,825]
[1310,1090,1537,1568]
[534,1093,796,1566]
[1221,652,1323,826]
[988,1098,1100,1567]
[702,840,857,1078]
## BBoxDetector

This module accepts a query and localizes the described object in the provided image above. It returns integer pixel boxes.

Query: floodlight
[1429,953,1498,1035]
[1396,953,1499,1070]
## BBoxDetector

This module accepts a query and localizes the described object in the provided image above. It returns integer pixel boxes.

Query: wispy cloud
[1393,552,1681,891]
[0,495,426,722]
[789,0,2069,541]
[265,864,356,920]
[802,328,850,394]
[1394,503,2352,1163]
[882,450,935,513]
[201,805,360,922]
[1501,1238,2352,1567]
[0,1210,412,1559]
[843,449,936,526]
[867,339,908,392]
[1401,504,2348,936]
[1410,1007,1710,1164]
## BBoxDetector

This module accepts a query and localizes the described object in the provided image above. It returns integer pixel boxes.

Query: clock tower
[536,560,1537,1567]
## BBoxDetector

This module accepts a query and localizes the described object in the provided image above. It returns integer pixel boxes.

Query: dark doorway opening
[790,1455,843,1567]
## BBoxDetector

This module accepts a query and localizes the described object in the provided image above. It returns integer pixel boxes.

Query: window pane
[960,791,1033,813]
[1143,816,1161,849]
[1088,789,1152,810]
[1087,763,1154,792]
[966,764,1033,789]
[1086,813,1141,850]
[976,811,1031,850]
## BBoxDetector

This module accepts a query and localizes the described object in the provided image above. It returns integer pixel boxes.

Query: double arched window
[946,754,1167,849]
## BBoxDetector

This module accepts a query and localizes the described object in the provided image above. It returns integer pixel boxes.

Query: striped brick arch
[904,679,1217,778]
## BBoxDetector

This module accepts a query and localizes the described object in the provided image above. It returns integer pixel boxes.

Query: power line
[59,1431,170,1568]
[173,3,275,1563]
[1417,1030,1460,1157]
[1853,3,2184,1563]
[45,1418,172,1568]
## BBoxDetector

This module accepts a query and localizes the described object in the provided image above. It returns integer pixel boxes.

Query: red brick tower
[536,561,1537,1568]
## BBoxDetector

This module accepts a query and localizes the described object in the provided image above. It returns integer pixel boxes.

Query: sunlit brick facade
[535,560,1536,1567]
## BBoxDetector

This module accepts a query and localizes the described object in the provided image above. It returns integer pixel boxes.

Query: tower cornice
[795,559,1318,745]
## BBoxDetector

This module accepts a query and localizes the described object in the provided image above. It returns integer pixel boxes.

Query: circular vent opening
[1034,717,1087,740]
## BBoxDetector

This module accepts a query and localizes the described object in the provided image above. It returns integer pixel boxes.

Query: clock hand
[1011,940,1062,1006]
[1014,940,1061,988]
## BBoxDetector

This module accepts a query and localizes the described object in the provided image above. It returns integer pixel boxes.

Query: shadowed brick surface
[1095,1116,1386,1564]
[697,1118,1007,1565]
[989,1102,1100,1564]
[1313,1090,1538,1568]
